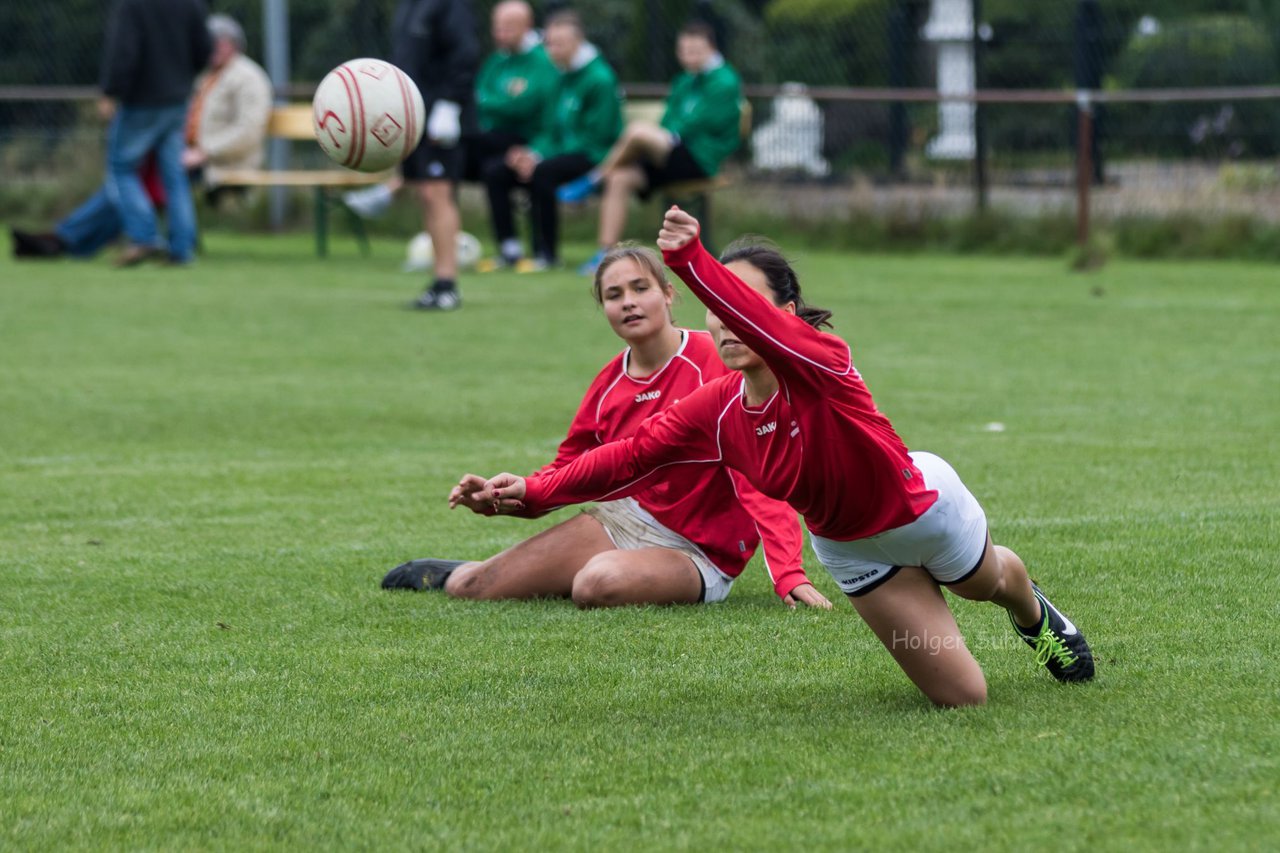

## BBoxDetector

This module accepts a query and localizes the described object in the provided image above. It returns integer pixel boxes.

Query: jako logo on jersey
[756,421,777,436]
[635,390,662,403]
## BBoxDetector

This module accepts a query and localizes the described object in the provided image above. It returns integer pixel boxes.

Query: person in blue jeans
[12,0,209,265]
[95,0,210,265]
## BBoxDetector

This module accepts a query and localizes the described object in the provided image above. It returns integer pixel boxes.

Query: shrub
[1111,15,1280,158]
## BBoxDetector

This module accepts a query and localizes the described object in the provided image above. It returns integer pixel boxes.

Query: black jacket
[390,0,480,113]
[100,0,213,106]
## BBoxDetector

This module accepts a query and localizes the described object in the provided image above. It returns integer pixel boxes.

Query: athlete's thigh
[945,533,1002,601]
[574,546,703,606]
[448,513,615,600]
[849,566,987,707]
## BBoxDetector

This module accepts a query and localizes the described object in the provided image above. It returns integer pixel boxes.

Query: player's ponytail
[719,240,834,330]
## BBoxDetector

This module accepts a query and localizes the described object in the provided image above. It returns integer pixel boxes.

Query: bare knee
[926,676,988,708]
[444,561,495,600]
[571,556,629,608]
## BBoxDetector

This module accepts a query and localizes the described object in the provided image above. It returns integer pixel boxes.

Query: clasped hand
[449,472,527,515]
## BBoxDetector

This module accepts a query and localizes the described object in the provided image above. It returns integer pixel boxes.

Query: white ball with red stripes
[312,58,425,173]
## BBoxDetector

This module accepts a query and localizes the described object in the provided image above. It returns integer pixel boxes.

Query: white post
[923,0,975,160]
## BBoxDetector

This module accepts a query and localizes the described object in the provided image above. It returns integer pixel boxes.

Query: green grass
[2,234,1277,850]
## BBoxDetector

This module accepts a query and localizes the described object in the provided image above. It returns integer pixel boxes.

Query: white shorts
[583,497,734,603]
[810,451,988,597]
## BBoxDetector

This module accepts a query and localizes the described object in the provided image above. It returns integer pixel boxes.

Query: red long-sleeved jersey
[530,328,809,599]
[522,239,938,542]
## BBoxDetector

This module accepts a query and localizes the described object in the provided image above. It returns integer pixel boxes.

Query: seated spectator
[559,21,742,276]
[10,14,270,260]
[180,14,273,206]
[481,9,622,271]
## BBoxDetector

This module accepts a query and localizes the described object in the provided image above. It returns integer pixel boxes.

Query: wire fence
[3,0,1279,232]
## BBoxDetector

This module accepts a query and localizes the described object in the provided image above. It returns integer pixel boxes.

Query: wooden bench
[216,105,391,257]
[621,99,752,242]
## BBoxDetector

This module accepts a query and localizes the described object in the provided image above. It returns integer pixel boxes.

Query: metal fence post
[264,0,291,231]
[1075,90,1093,247]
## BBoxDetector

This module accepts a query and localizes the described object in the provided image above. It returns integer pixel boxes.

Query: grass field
[2,233,1277,850]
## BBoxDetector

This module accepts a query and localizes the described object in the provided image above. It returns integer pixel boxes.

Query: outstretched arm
[659,207,851,378]
[458,384,724,517]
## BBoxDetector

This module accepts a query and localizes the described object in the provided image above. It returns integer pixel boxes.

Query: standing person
[560,21,743,276]
[99,0,212,266]
[385,244,829,611]
[481,10,622,271]
[455,208,1095,707]
[392,0,481,311]
[10,14,269,260]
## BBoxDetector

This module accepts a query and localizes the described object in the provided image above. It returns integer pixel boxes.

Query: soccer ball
[403,231,484,272]
[312,58,424,173]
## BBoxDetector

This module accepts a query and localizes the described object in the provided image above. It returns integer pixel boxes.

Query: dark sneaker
[1011,583,1095,682]
[11,228,66,258]
[410,288,461,311]
[381,558,466,591]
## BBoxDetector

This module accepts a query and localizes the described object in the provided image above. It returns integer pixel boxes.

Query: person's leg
[886,451,1093,682]
[849,567,988,708]
[597,165,647,248]
[417,178,459,282]
[153,104,197,262]
[948,537,1094,682]
[104,107,164,250]
[529,153,593,265]
[481,158,521,255]
[946,536,1039,624]
[596,122,674,176]
[54,187,124,256]
[559,123,676,205]
[444,513,615,600]
[571,546,702,608]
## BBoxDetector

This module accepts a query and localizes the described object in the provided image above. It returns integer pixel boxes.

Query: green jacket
[661,59,743,177]
[530,47,623,164]
[475,41,557,138]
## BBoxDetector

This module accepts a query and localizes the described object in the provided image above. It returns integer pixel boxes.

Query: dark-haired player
[457,208,1094,706]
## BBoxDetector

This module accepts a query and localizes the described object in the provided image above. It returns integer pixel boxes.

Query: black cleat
[1011,583,1095,682]
[381,558,466,591]
[409,288,461,311]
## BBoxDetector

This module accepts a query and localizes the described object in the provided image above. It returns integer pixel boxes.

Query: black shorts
[401,137,465,182]
[639,142,709,199]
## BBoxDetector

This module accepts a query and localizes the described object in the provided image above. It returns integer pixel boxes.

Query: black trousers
[482,152,593,263]
[462,130,525,182]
